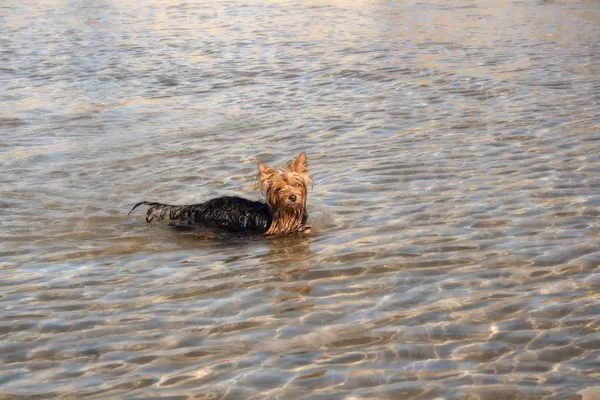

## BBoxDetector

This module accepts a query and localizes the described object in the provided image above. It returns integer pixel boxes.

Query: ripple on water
[1,0,600,398]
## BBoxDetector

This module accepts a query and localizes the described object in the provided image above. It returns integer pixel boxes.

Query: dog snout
[288,194,297,203]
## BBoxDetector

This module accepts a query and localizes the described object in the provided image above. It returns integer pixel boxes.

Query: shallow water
[1,0,600,398]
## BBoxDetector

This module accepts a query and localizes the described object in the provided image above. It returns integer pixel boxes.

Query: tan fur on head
[258,152,310,235]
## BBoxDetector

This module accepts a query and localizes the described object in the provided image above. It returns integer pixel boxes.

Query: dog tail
[128,201,190,223]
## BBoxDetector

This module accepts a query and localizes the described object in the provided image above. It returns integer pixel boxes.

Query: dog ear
[258,162,277,184]
[291,152,308,176]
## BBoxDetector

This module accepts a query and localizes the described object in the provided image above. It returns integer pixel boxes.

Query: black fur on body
[128,196,309,234]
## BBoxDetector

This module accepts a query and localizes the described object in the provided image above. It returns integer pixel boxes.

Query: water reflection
[262,234,315,266]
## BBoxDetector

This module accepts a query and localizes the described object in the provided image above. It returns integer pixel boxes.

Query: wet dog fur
[129,152,311,235]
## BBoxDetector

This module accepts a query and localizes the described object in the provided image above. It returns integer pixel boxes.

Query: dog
[129,152,311,235]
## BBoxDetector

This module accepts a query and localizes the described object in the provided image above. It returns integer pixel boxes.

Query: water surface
[1,0,600,398]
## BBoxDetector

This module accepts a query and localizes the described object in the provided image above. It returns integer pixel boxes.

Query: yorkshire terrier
[129,152,311,235]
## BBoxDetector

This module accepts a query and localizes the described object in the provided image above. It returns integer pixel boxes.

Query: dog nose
[288,195,297,203]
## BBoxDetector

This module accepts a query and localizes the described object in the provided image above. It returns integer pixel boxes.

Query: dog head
[258,152,310,235]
